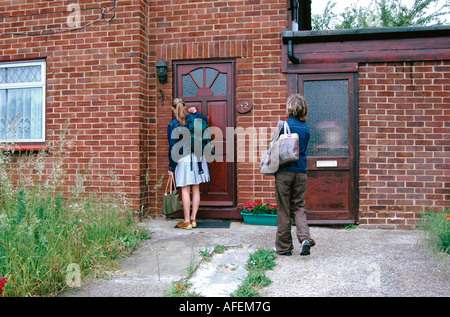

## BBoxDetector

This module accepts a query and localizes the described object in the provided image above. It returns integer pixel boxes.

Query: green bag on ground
[162,174,183,216]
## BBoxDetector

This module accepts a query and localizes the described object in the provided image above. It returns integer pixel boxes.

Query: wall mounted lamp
[155,58,168,84]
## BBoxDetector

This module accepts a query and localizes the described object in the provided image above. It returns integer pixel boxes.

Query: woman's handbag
[259,120,299,175]
[278,121,299,165]
[259,121,283,175]
[162,174,183,216]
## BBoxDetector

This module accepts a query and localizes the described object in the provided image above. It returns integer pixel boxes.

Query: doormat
[174,221,231,229]
[196,221,230,228]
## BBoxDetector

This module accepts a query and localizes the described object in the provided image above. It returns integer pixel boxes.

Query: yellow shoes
[175,219,197,230]
[176,221,192,230]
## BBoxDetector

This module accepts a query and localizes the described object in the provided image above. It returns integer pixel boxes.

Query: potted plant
[240,200,277,226]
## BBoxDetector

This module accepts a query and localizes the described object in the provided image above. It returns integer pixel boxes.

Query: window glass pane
[211,73,227,95]
[0,90,6,138]
[0,88,42,140]
[183,74,197,96]
[191,68,203,87]
[205,68,218,88]
[6,65,42,83]
[0,69,6,84]
[304,80,349,157]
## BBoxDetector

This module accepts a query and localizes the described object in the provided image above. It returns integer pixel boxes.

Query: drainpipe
[287,0,311,64]
[288,39,300,64]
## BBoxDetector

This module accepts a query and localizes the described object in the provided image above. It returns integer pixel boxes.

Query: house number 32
[237,100,253,114]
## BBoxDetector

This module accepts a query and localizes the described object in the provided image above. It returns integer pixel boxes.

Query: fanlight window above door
[182,67,227,96]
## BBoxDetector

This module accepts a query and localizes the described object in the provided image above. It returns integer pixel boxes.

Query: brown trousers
[274,171,311,254]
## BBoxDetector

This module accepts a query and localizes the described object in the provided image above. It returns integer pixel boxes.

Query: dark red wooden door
[296,73,358,224]
[174,60,238,217]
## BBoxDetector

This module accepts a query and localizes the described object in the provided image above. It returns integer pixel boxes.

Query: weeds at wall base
[0,137,151,297]
[419,209,450,256]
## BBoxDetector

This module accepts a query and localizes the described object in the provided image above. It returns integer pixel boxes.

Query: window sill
[0,144,49,152]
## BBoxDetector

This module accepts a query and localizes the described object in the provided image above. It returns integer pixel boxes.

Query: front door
[294,73,358,224]
[173,60,239,218]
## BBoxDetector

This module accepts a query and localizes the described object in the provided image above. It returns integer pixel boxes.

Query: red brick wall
[0,0,151,212]
[358,60,450,229]
[0,0,287,214]
[2,1,447,227]
[149,0,287,209]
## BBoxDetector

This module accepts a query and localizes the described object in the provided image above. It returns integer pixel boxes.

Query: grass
[213,244,228,254]
[0,136,151,297]
[198,248,212,262]
[163,245,215,297]
[163,278,199,297]
[164,245,229,297]
[420,209,450,255]
[231,248,276,297]
[231,270,272,297]
[164,246,276,297]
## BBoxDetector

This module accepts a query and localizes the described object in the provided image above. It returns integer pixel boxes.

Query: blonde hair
[172,97,186,126]
[286,94,308,122]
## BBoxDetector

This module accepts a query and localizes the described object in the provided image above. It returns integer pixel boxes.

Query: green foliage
[312,0,450,30]
[0,139,150,297]
[374,0,448,27]
[420,210,450,255]
[164,279,199,297]
[213,245,228,254]
[231,248,276,297]
[198,248,212,261]
[312,1,338,30]
[336,3,374,29]
[247,248,276,271]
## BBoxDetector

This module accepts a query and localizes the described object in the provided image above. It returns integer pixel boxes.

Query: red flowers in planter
[242,200,277,215]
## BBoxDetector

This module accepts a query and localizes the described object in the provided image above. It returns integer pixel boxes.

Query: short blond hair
[286,94,308,122]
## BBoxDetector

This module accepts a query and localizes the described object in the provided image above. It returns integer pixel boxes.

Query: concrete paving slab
[60,218,449,297]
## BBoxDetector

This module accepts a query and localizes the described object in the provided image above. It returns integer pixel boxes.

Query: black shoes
[273,239,314,256]
[272,247,292,256]
[300,240,310,256]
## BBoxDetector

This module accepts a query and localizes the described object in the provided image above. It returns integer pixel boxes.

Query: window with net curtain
[0,60,46,143]
[304,80,349,157]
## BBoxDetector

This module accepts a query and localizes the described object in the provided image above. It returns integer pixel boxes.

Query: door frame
[172,59,240,218]
[291,72,359,224]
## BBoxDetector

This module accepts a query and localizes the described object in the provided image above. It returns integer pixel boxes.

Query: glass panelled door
[305,80,349,158]
[297,73,358,224]
[174,60,237,218]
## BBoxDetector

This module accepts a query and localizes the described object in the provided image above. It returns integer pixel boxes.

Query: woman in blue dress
[167,97,210,229]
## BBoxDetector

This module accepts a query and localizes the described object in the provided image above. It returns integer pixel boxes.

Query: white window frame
[0,59,46,143]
